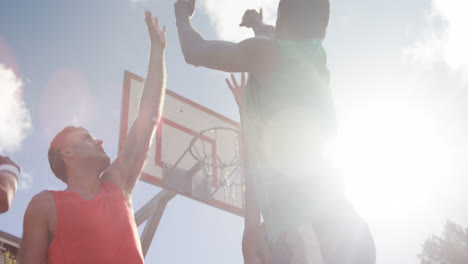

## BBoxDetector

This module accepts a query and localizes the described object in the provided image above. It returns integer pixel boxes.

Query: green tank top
[242,39,342,243]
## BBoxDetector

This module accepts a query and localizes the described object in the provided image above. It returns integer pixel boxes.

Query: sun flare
[331,102,451,222]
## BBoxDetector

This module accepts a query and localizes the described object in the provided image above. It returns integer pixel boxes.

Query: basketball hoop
[188,127,242,200]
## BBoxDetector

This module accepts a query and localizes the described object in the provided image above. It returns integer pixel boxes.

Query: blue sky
[1,0,468,263]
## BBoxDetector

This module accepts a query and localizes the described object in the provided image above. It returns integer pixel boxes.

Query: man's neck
[65,166,102,199]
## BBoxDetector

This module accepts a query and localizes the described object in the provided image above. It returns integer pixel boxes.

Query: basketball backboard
[119,71,244,216]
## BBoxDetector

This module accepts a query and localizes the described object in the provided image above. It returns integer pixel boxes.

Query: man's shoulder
[101,166,126,192]
[240,36,277,50]
[239,37,280,77]
[28,190,56,212]
[24,191,56,227]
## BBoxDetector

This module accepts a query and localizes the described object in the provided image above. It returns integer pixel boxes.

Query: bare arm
[242,177,265,263]
[252,22,276,39]
[239,8,276,39]
[225,75,266,263]
[174,0,278,74]
[103,11,167,196]
[0,155,19,213]
[0,172,17,213]
[20,192,52,264]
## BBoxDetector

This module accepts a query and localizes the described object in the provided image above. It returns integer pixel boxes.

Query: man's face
[63,128,110,171]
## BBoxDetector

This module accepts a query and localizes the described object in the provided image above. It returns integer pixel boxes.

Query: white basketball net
[189,127,242,200]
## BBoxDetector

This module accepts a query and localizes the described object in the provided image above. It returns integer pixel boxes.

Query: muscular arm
[20,192,52,264]
[225,49,268,264]
[239,8,275,39]
[174,2,278,74]
[252,22,276,39]
[103,11,167,196]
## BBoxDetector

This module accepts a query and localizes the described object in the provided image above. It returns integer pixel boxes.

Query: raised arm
[242,169,266,264]
[174,0,278,74]
[226,74,268,263]
[0,155,19,213]
[239,9,276,39]
[103,11,167,196]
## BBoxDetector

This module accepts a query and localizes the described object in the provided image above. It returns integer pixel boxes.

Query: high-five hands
[145,10,167,54]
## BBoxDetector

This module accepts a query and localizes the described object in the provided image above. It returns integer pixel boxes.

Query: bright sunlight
[331,97,452,222]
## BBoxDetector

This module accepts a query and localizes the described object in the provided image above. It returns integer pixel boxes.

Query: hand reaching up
[174,0,196,21]
[226,73,246,111]
[239,9,263,28]
[145,10,167,55]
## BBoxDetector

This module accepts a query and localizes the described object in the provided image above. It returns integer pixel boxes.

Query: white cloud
[39,68,92,142]
[18,171,33,191]
[199,0,279,42]
[403,0,468,82]
[0,64,32,154]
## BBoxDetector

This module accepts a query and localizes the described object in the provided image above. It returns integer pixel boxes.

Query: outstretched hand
[226,73,246,110]
[174,0,196,21]
[145,10,167,54]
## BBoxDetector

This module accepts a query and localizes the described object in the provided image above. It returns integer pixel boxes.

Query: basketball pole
[134,189,177,257]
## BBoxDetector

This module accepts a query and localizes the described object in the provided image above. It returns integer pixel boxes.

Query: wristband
[0,164,20,180]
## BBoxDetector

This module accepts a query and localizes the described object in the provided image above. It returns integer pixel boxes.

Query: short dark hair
[48,126,83,183]
[276,0,330,40]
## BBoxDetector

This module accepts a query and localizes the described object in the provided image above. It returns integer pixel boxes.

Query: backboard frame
[119,71,244,216]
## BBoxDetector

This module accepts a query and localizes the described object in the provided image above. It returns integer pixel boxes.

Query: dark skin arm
[174,0,279,78]
[175,2,276,261]
[239,8,276,39]
[226,74,268,264]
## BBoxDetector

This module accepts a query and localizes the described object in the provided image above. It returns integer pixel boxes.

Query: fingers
[241,72,246,86]
[154,16,160,30]
[231,73,240,88]
[146,11,166,36]
[145,10,153,26]
[174,0,195,18]
[226,78,235,92]
[145,11,158,34]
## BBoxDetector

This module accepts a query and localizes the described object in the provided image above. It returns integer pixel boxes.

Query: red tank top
[48,181,144,264]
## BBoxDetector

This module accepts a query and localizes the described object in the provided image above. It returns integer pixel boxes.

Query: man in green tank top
[175,0,375,263]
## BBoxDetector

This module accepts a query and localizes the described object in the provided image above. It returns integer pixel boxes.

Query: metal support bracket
[134,189,176,257]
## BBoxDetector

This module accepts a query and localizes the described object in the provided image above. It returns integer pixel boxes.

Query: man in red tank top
[19,10,167,264]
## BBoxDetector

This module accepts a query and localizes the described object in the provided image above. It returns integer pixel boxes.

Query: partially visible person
[0,155,20,213]
[20,10,167,264]
[239,9,275,39]
[227,73,268,264]
[175,0,375,262]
